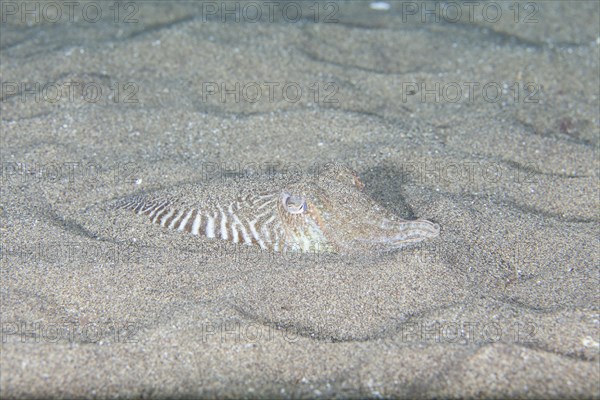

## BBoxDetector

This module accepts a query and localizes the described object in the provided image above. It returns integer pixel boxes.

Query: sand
[1,0,599,398]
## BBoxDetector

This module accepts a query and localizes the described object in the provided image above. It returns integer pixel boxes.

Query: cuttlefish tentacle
[116,164,440,254]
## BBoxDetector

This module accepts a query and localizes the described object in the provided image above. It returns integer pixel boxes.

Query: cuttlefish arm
[116,164,440,254]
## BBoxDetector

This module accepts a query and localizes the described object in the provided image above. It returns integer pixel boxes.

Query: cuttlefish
[116,164,440,254]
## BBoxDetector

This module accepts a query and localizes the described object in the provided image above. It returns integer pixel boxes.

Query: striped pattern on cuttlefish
[115,164,440,254]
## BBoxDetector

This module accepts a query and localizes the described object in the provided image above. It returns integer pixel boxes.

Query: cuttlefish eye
[281,193,307,214]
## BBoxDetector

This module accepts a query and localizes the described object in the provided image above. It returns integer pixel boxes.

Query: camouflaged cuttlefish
[116,164,440,254]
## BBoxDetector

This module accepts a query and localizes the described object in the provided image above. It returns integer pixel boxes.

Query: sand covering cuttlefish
[117,164,440,254]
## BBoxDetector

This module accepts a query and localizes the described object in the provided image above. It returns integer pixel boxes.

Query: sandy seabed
[1,1,599,398]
